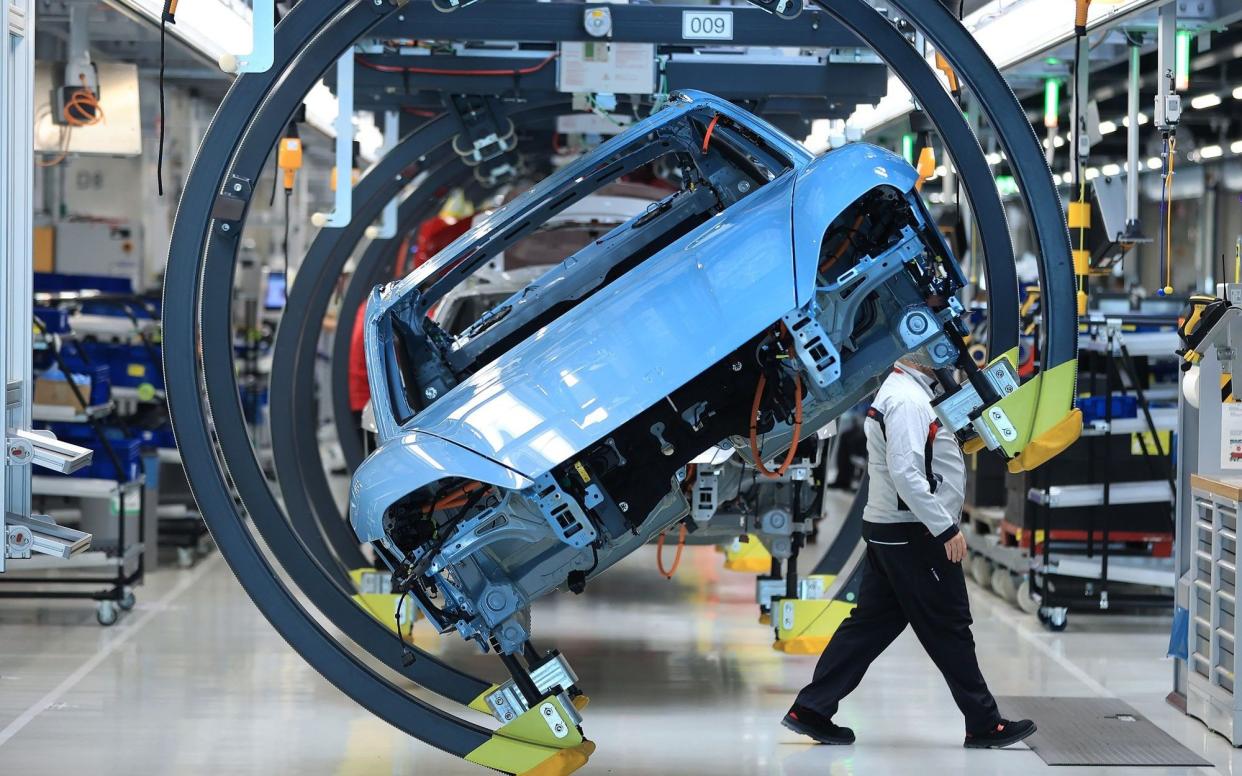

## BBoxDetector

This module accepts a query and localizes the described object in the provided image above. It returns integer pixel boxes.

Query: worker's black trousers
[795,521,1001,734]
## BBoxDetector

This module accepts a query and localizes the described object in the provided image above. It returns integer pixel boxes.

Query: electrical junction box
[557,41,655,95]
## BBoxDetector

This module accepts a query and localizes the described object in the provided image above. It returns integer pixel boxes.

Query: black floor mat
[996,696,1212,767]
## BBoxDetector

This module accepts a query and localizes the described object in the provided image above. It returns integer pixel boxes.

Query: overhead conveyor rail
[162,1,1078,773]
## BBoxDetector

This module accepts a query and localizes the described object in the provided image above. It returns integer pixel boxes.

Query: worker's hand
[944,532,967,564]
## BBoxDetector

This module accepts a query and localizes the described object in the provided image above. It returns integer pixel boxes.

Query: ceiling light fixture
[1191,93,1223,110]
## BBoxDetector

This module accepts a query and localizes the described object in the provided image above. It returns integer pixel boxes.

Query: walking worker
[782,353,1037,749]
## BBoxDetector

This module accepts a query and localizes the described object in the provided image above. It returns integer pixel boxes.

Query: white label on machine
[682,10,733,41]
[1222,403,1242,469]
[557,41,656,94]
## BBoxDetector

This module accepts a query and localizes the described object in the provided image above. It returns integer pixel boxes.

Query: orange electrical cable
[749,371,804,480]
[701,114,720,154]
[432,481,486,510]
[37,75,104,168]
[63,74,104,127]
[656,523,688,579]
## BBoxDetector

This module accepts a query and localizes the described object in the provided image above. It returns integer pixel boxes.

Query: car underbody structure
[162,1,1083,774]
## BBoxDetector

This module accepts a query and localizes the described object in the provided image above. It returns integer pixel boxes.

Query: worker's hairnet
[898,346,936,370]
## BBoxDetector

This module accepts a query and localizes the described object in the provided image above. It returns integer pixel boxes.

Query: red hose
[701,114,721,154]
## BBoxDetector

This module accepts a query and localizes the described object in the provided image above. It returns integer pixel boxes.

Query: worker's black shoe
[964,719,1037,749]
[781,705,855,745]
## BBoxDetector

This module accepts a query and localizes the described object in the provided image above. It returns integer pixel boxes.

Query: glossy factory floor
[0,527,1233,775]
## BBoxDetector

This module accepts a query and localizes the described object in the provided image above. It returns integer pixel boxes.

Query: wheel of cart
[96,599,119,626]
[1039,605,1069,631]
[990,566,1018,602]
[119,586,136,611]
[1016,578,1041,614]
[969,553,992,588]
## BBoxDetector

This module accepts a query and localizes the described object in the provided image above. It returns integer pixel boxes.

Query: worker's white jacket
[861,364,966,541]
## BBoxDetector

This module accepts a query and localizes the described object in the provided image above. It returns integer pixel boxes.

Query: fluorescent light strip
[1191,93,1223,110]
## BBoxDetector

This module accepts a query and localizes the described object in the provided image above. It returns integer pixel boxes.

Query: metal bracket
[220,0,275,75]
[691,468,719,523]
[5,512,90,560]
[366,112,401,240]
[432,0,486,11]
[428,504,546,574]
[9,429,92,474]
[483,654,580,723]
[531,474,597,549]
[756,576,785,610]
[932,358,1019,438]
[316,52,355,228]
[5,436,32,466]
[212,175,253,237]
[782,308,842,392]
[741,0,804,21]
[449,96,517,166]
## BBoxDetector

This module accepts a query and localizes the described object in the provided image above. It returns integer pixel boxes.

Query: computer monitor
[264,271,287,310]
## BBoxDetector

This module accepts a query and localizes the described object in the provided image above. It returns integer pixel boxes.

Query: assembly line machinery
[140,1,1087,774]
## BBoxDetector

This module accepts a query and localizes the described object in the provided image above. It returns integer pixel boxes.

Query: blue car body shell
[351,92,920,547]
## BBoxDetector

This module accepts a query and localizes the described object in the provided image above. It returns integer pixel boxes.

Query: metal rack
[0,474,146,625]
[1,295,158,622]
[1026,318,1178,629]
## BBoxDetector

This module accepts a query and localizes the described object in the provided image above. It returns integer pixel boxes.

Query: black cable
[283,187,292,302]
[270,149,279,208]
[157,15,167,197]
[394,589,416,666]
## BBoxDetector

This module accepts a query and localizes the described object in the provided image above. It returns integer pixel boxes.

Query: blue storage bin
[34,272,133,294]
[43,424,142,482]
[135,427,176,450]
[1076,394,1138,424]
[110,344,163,390]
[37,363,110,407]
[33,307,71,334]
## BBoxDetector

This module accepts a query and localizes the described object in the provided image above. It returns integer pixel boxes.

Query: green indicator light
[995,175,1019,197]
[902,133,915,165]
[1044,78,1060,129]
[1176,30,1192,91]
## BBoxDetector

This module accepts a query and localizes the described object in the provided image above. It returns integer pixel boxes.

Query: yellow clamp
[773,595,855,655]
[975,355,1082,473]
[465,694,595,776]
[722,534,773,573]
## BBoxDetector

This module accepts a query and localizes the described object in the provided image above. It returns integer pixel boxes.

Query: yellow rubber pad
[723,534,773,574]
[772,598,856,654]
[466,696,593,776]
[1006,408,1083,473]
